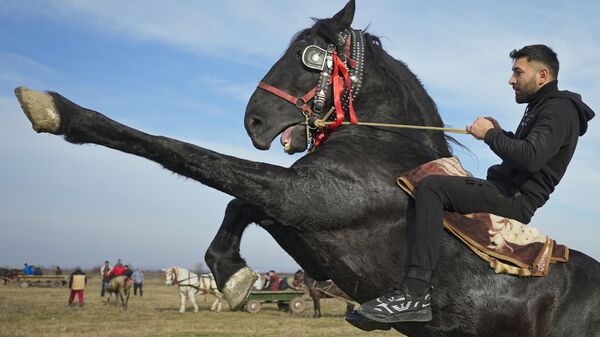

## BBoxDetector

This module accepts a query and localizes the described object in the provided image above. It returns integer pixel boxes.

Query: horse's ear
[331,0,355,29]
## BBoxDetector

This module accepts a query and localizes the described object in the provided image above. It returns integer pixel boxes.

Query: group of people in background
[23,263,63,276]
[67,259,145,308]
[260,270,296,291]
[19,262,303,309]
[22,263,42,276]
[18,259,146,308]
[100,259,144,297]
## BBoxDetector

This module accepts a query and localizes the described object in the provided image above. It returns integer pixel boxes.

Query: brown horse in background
[293,270,355,318]
[107,275,131,309]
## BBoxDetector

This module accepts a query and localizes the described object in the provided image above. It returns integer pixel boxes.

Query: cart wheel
[20,282,30,288]
[52,281,62,288]
[246,300,261,314]
[289,297,305,313]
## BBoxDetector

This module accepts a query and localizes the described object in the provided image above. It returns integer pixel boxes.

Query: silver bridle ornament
[302,44,336,114]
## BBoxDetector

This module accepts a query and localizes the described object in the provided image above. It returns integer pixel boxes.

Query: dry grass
[0,273,404,337]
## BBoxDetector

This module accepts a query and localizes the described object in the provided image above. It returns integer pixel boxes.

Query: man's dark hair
[510,44,559,78]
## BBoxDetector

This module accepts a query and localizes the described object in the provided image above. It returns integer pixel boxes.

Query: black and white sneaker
[359,284,432,323]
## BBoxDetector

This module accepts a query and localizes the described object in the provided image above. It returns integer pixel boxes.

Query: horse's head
[163,266,177,286]
[244,0,357,154]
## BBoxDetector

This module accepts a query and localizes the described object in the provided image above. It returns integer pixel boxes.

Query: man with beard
[359,44,595,324]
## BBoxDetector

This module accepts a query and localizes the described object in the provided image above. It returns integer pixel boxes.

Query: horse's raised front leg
[14,87,291,206]
[205,199,264,309]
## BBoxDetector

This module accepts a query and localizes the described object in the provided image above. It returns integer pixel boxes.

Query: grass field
[0,272,404,337]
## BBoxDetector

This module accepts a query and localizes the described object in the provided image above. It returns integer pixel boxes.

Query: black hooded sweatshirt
[484,80,595,211]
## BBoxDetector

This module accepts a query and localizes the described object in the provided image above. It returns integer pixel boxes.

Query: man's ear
[538,67,550,85]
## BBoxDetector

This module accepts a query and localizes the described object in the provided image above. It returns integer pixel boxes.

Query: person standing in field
[100,260,111,297]
[132,268,144,296]
[67,267,87,307]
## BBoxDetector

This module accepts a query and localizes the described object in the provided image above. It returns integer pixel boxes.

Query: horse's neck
[339,55,451,159]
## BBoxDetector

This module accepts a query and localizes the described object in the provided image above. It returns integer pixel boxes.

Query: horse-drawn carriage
[16,275,68,288]
[243,289,307,314]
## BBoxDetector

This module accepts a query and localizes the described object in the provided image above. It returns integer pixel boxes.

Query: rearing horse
[14,1,600,335]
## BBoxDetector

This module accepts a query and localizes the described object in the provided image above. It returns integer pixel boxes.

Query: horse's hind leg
[189,290,199,313]
[205,199,262,309]
[210,298,220,312]
[212,292,224,312]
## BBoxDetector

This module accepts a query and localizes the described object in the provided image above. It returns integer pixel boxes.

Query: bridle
[257,29,365,149]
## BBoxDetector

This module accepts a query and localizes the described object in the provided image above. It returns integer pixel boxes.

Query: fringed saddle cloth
[396,156,569,277]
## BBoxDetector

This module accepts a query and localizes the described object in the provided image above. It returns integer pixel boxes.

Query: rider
[107,259,126,279]
[359,44,595,323]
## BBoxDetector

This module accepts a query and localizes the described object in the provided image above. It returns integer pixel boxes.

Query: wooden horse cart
[242,289,307,314]
[17,275,68,288]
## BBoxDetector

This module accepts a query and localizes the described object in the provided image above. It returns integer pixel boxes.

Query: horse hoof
[222,267,258,310]
[14,86,61,134]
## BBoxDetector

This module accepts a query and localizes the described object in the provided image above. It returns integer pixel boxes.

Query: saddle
[396,156,568,277]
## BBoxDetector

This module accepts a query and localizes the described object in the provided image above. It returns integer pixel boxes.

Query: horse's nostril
[248,116,263,130]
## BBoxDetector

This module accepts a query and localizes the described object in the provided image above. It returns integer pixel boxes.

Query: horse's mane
[287,18,464,154]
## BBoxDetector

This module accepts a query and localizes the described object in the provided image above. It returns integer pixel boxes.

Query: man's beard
[514,76,538,103]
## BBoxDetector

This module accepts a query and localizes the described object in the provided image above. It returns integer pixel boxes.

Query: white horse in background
[164,266,223,313]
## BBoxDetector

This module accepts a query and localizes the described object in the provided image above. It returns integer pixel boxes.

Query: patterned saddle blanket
[396,156,568,277]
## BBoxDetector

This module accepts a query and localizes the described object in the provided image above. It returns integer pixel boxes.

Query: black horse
[14,1,600,336]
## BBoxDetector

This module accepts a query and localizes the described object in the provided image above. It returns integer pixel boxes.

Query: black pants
[134,282,143,296]
[408,175,538,282]
[100,279,109,297]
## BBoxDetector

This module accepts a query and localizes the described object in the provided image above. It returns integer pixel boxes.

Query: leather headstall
[257,29,366,150]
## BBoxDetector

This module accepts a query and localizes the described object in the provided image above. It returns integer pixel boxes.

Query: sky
[1,0,599,273]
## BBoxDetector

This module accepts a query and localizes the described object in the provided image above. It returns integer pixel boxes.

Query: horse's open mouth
[280,125,294,153]
[279,124,307,154]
